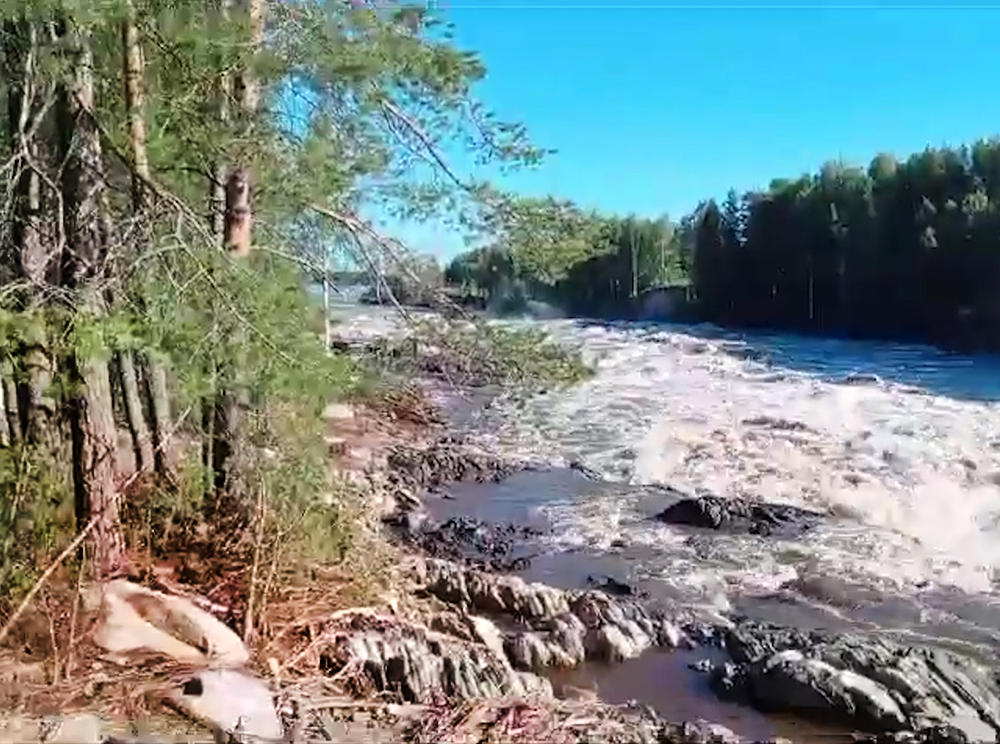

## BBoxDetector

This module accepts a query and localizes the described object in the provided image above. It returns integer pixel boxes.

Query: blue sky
[374,2,1000,261]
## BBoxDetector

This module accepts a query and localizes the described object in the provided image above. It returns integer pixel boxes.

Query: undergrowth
[360,315,594,395]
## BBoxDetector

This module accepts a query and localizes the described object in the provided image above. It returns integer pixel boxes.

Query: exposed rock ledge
[413,557,687,672]
[654,493,825,537]
[352,437,523,517]
[10,566,988,743]
[317,560,984,744]
[709,620,1000,743]
[386,438,521,492]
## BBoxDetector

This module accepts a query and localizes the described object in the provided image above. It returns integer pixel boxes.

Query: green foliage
[461,322,593,393]
[445,136,1000,351]
[365,316,593,396]
[686,143,1000,348]
[445,207,685,318]
[0,446,74,607]
[0,0,569,593]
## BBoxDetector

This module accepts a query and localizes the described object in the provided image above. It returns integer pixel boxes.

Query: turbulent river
[338,304,1000,660]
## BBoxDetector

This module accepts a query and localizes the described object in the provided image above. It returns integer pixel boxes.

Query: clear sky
[376,2,1000,261]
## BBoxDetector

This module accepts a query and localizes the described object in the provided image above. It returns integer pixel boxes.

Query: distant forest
[442,139,1000,351]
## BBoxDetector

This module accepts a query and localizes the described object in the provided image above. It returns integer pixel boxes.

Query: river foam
[335,305,1000,630]
[478,320,1000,608]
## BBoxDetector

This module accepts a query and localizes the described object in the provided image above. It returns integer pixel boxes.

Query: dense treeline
[691,145,1000,348]
[445,140,1000,350]
[444,200,691,317]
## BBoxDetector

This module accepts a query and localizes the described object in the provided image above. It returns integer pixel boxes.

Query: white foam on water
[329,305,1000,611]
[485,319,1000,602]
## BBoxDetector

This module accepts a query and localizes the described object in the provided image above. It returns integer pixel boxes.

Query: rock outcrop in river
[387,513,539,571]
[414,558,686,672]
[655,494,825,537]
[709,620,1000,742]
[320,609,551,703]
[386,438,520,492]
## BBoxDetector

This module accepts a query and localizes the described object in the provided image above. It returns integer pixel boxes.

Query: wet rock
[568,459,604,481]
[319,610,552,703]
[586,574,648,598]
[711,621,1000,740]
[741,415,816,434]
[387,440,518,491]
[655,495,824,537]
[387,513,538,572]
[414,558,686,673]
[748,648,907,730]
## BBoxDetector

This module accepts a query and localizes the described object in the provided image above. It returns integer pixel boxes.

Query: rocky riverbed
[6,347,1000,744]
[365,421,1000,744]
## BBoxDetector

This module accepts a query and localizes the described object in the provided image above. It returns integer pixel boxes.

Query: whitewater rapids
[337,306,1000,646]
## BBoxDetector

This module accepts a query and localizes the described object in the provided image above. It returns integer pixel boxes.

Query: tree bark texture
[211,0,264,509]
[3,19,59,450]
[59,19,127,579]
[122,0,174,476]
[118,350,153,472]
[224,0,263,258]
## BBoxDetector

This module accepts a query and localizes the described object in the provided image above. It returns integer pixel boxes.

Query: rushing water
[336,305,1000,656]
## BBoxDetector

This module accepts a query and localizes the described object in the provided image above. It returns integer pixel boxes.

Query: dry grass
[0,385,442,733]
[404,697,590,744]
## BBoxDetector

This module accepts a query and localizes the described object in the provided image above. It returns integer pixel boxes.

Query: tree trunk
[59,19,127,580]
[0,373,9,447]
[4,19,58,449]
[224,167,252,257]
[224,0,263,258]
[122,0,174,476]
[210,0,231,241]
[202,0,231,484]
[119,350,153,472]
[19,318,55,446]
[324,250,333,354]
[211,0,263,507]
[145,363,174,475]
[1,373,18,447]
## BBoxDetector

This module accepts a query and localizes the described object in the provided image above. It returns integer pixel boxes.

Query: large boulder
[710,621,1000,741]
[655,495,824,537]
